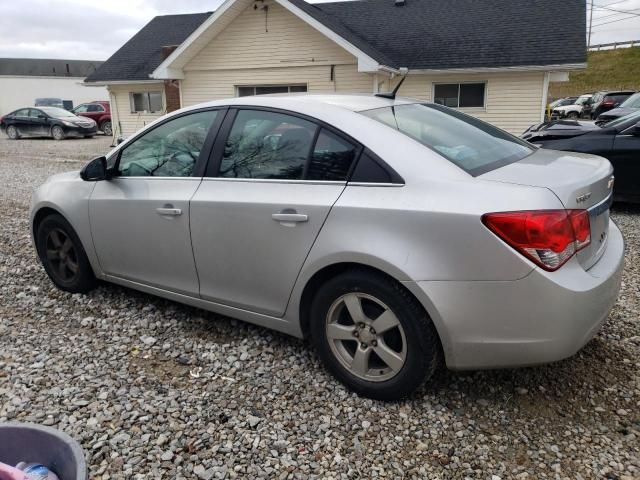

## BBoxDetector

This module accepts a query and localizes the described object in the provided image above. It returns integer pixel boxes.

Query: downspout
[540,72,550,122]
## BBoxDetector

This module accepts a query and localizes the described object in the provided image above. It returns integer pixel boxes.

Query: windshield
[38,107,76,118]
[360,103,533,176]
[620,92,640,108]
[606,110,640,129]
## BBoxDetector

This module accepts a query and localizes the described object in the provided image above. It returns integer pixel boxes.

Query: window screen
[434,83,485,108]
[236,85,308,97]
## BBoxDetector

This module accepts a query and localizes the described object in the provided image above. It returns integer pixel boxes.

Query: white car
[553,94,593,120]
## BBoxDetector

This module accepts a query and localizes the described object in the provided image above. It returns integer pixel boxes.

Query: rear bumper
[410,221,624,370]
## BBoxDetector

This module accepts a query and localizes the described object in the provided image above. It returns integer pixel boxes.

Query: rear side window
[360,103,533,176]
[307,129,358,181]
[219,110,360,181]
[220,110,317,180]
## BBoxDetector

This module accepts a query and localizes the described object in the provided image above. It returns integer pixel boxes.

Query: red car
[72,101,112,135]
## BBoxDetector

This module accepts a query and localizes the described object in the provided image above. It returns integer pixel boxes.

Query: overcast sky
[0,0,639,60]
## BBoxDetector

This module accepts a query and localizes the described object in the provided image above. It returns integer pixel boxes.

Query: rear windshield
[360,103,534,176]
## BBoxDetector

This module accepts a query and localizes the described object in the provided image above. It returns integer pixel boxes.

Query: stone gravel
[0,136,638,479]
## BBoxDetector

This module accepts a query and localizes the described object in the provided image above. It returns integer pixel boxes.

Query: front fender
[30,172,102,277]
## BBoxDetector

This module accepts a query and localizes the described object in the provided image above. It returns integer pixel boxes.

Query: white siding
[107,83,166,137]
[184,1,354,72]
[396,72,545,134]
[0,76,108,116]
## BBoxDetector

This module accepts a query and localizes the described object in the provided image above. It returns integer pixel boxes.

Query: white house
[0,58,108,116]
[85,0,586,138]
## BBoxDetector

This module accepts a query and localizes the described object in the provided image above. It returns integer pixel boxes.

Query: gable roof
[0,58,103,77]
[93,0,586,83]
[85,12,212,83]
[290,0,586,70]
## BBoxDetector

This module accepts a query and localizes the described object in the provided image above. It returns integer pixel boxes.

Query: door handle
[156,206,182,216]
[272,211,308,223]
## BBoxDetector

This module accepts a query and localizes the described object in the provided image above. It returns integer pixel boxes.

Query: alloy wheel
[102,121,112,136]
[7,126,17,139]
[45,228,79,283]
[52,126,64,140]
[325,292,407,382]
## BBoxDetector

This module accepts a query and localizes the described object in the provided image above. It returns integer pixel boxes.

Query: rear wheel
[100,120,112,136]
[309,269,440,400]
[51,125,65,141]
[566,111,579,119]
[6,125,19,139]
[36,214,97,293]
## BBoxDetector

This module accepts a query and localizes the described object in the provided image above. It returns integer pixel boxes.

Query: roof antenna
[375,68,409,99]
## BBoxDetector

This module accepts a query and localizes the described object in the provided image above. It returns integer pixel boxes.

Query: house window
[433,83,486,108]
[130,91,163,113]
[236,85,308,97]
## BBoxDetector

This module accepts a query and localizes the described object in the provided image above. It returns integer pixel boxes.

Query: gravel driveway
[0,136,638,479]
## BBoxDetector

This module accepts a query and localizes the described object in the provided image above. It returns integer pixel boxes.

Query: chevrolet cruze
[30,94,624,400]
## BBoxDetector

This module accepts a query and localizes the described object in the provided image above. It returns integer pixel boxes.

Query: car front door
[89,108,224,295]
[190,108,360,316]
[12,109,33,136]
[609,122,640,199]
[29,109,49,136]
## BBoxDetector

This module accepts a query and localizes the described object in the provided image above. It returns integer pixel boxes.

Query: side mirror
[80,156,109,181]
[116,136,125,145]
[38,114,46,119]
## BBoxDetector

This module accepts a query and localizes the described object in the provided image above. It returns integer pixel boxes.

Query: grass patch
[549,47,640,100]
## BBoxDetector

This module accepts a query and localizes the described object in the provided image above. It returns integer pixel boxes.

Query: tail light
[482,210,591,271]
[602,99,615,107]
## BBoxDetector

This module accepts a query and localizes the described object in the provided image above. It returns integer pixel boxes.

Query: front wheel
[36,214,97,293]
[6,125,19,139]
[310,269,441,400]
[566,111,579,119]
[51,125,65,140]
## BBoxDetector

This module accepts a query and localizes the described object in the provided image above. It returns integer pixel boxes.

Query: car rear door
[29,109,49,136]
[189,108,360,316]
[89,108,224,295]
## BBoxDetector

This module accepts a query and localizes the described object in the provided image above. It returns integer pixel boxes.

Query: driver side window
[118,110,218,177]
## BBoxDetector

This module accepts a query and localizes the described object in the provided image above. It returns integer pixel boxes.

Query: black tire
[309,269,441,400]
[6,125,19,140]
[51,125,65,141]
[566,111,579,119]
[100,120,112,136]
[36,214,97,293]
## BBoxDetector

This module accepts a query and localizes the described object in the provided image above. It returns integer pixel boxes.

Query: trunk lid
[481,148,614,270]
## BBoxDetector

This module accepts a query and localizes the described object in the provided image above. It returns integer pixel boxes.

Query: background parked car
[72,101,112,135]
[0,106,97,140]
[522,111,640,202]
[34,98,73,110]
[552,94,593,119]
[589,90,635,120]
[595,92,640,126]
[549,97,578,109]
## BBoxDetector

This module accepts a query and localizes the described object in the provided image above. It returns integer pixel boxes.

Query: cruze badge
[576,192,592,203]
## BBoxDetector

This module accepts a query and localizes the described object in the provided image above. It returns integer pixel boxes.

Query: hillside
[549,46,640,99]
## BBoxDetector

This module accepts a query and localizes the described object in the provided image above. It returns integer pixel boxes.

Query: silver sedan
[30,94,624,400]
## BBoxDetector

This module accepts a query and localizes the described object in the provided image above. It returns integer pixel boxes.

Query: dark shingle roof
[85,12,212,82]
[86,0,586,82]
[292,0,586,70]
[0,58,103,77]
